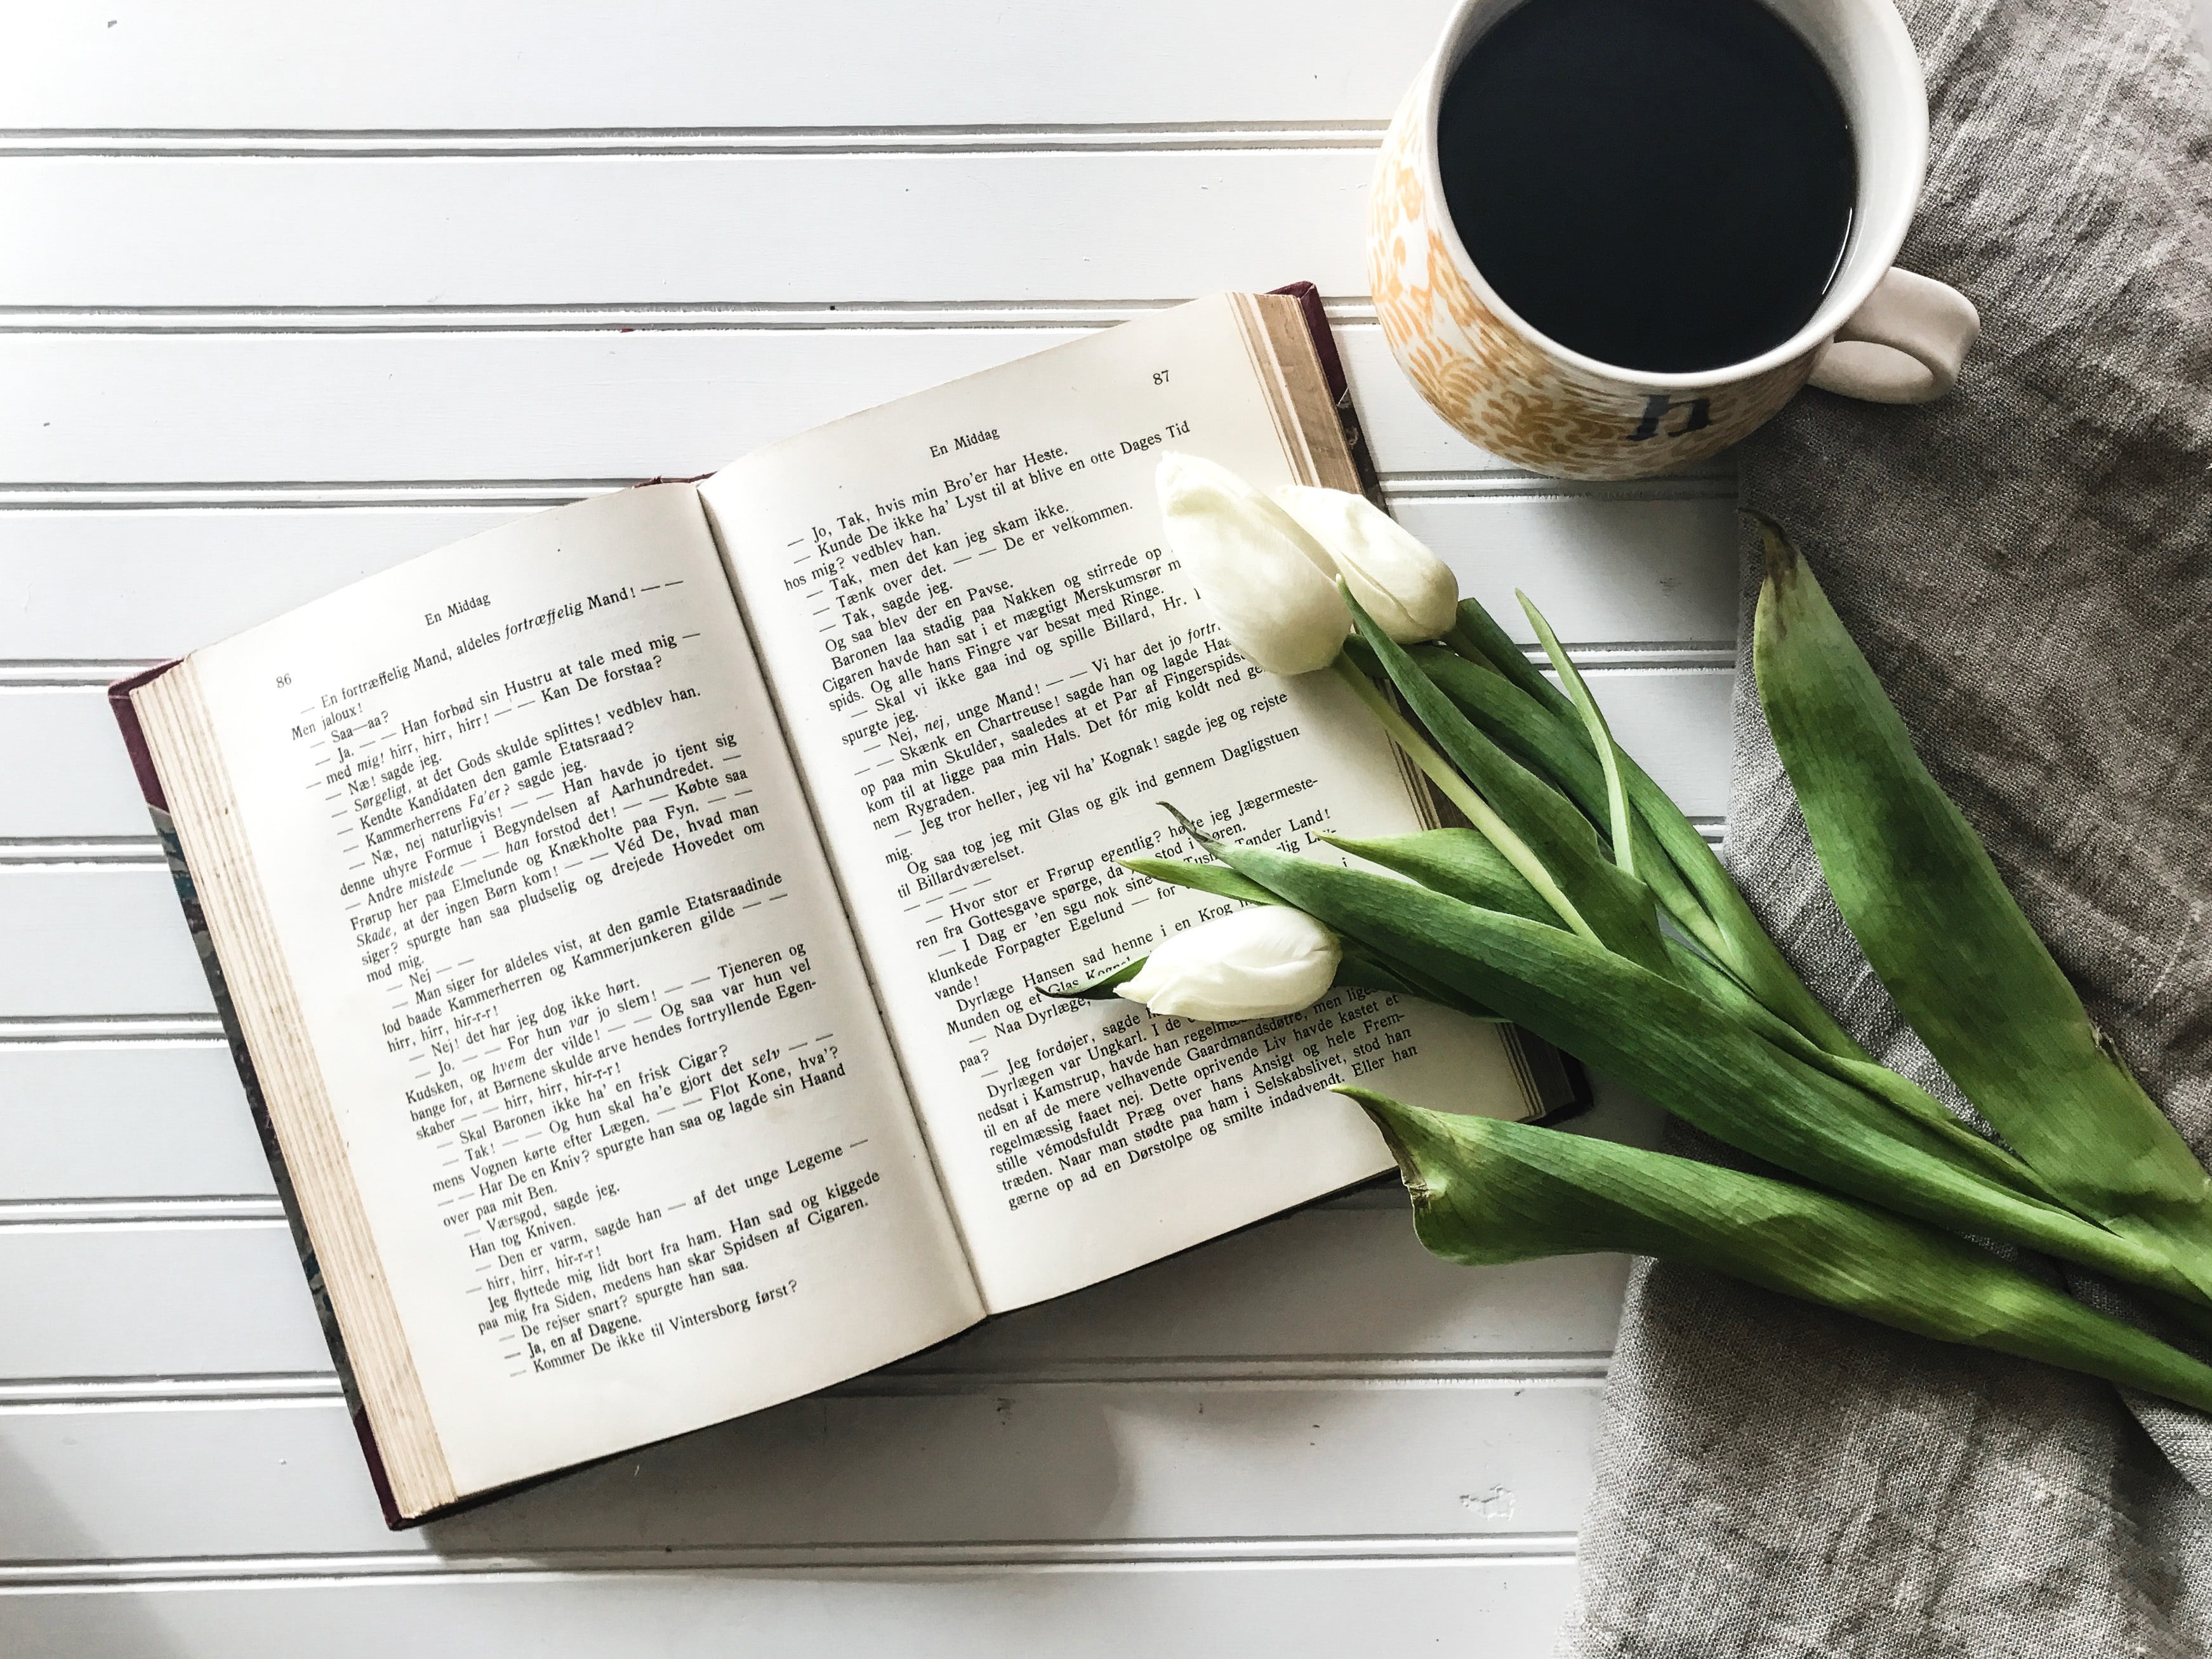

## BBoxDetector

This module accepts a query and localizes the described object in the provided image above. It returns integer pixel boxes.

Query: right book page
[703,293,1533,1312]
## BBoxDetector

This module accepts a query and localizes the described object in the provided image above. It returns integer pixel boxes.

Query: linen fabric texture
[1563,0,2212,1649]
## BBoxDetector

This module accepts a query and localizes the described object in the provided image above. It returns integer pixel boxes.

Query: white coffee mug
[1370,0,1981,479]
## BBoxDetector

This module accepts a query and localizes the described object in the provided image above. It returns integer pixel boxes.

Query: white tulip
[1156,453,1349,674]
[1273,485,1460,643]
[1114,905,1342,1021]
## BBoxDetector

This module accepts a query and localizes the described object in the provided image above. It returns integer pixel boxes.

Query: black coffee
[1437,0,1855,374]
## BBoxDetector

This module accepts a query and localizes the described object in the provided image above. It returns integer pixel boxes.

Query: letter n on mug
[1371,0,1980,480]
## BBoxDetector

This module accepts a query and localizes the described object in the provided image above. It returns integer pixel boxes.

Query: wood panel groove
[0,1200,287,1227]
[0,1019,227,1041]
[0,308,1299,336]
[0,1355,1617,1410]
[0,1364,1617,1413]
[0,123,1393,159]
[0,649,1730,687]
[0,477,1730,508]
[0,840,167,867]
[0,1376,341,1406]
[0,1535,1584,1588]
[0,295,1440,334]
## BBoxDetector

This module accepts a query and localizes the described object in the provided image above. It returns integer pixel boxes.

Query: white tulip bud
[1114,905,1342,1021]
[1273,486,1460,643]
[1156,453,1350,675]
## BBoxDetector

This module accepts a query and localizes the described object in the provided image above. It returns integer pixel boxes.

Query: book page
[175,486,979,1497]
[703,296,1530,1313]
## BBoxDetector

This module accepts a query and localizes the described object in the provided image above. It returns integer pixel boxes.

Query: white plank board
[928,1215,1624,1372]
[0,1561,1579,1659]
[0,1224,330,1380]
[0,689,152,840]
[0,325,1545,482]
[0,5,1728,1644]
[0,493,1736,663]
[0,1382,1601,1560]
[0,868,209,1017]
[1,1,1452,129]
[0,509,509,662]
[0,1045,272,1202]
[1399,494,1738,646]
[6,154,1382,308]
[0,1211,1623,1382]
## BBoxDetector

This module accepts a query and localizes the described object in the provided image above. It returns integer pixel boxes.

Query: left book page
[132,485,981,1516]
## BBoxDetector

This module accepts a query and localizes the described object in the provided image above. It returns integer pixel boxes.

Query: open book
[112,288,1577,1526]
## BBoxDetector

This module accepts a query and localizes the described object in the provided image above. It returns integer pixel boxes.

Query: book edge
[110,663,414,1529]
[99,289,1580,1528]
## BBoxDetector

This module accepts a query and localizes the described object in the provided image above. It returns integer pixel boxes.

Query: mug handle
[1807,267,1981,404]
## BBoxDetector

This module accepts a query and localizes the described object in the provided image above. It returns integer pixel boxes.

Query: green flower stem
[1412,631,1864,1062]
[1328,654,1601,947]
[1518,597,1635,882]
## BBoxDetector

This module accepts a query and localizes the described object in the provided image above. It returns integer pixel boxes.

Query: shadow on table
[0,1441,180,1658]
[422,1082,1656,1561]
[421,1194,1483,1561]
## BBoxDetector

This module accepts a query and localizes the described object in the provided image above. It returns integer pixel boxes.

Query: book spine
[107,666,409,1529]
[1264,284,1591,1123]
[1266,281,1386,508]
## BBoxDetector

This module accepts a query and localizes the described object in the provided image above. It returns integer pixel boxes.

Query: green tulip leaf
[1752,517,2212,1294]
[1445,596,1573,715]
[1345,1090,2212,1415]
[1341,591,1673,979]
[1119,856,1283,908]
[1323,828,1558,927]
[1408,640,1862,1061]
[1201,835,2206,1305]
[1519,592,1636,879]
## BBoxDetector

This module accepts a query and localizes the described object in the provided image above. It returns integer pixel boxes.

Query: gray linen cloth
[1563,0,2212,1649]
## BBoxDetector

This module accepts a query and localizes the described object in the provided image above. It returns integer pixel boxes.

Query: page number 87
[1152,370,1170,385]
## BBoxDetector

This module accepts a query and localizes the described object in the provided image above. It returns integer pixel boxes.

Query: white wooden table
[0,6,1736,1652]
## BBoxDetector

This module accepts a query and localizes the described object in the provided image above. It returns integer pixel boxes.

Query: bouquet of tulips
[1052,455,2212,1415]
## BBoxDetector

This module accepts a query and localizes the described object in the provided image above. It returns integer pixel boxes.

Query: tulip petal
[1092,848,1500,1018]
[1156,454,1349,674]
[1110,904,1341,1021]
[1275,486,1460,642]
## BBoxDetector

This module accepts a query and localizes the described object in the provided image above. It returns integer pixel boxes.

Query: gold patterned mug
[1370,0,1981,480]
